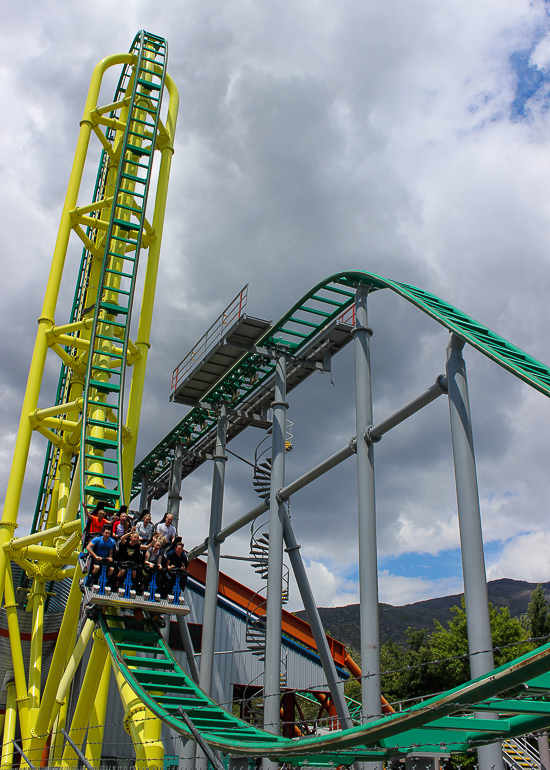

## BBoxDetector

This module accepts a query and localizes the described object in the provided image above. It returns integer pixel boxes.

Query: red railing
[338,302,355,326]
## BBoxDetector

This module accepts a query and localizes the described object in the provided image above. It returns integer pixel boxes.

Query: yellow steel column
[28,579,47,720]
[0,52,133,604]
[3,562,29,739]
[0,683,16,770]
[113,664,164,770]
[43,618,95,740]
[122,75,179,494]
[84,655,111,769]
[60,628,108,768]
[46,475,61,529]
[56,450,75,524]
[31,564,83,748]
[49,699,69,767]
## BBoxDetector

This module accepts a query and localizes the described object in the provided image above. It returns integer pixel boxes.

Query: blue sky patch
[510,49,550,120]
[379,540,505,585]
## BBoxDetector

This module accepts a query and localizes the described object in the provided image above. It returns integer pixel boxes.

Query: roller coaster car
[81,559,191,616]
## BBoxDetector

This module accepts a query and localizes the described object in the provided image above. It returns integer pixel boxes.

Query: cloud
[2,0,550,610]
[487,532,550,583]
[302,559,359,609]
[378,570,463,607]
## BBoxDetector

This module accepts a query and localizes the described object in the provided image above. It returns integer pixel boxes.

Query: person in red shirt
[84,503,111,544]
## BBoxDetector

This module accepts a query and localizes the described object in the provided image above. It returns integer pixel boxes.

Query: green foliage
[381,630,442,704]
[378,596,531,707]
[526,584,550,642]
[428,597,532,692]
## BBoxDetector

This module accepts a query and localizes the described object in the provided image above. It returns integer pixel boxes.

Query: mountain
[295,578,550,651]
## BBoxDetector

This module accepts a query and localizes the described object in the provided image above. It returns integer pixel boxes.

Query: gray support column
[199,404,228,695]
[446,334,504,770]
[281,508,353,729]
[177,614,200,683]
[138,473,149,514]
[168,442,184,530]
[263,354,288,754]
[354,284,382,739]
[538,731,550,770]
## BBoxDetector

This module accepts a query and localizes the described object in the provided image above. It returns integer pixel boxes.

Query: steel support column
[446,334,504,770]
[281,508,353,729]
[354,285,382,747]
[168,442,184,530]
[0,683,16,770]
[263,354,288,760]
[177,614,200,682]
[199,402,228,695]
[538,731,550,770]
[138,473,149,515]
[84,655,111,769]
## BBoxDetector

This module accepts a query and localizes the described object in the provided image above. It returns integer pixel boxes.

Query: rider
[111,506,131,540]
[84,502,110,544]
[86,525,116,585]
[156,512,176,543]
[165,542,189,597]
[115,529,146,592]
[136,511,154,544]
[143,537,166,595]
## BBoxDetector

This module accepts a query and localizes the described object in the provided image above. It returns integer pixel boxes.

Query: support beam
[367,375,447,442]
[60,729,92,770]
[32,565,84,746]
[28,580,46,715]
[168,442,184,530]
[4,562,30,740]
[282,509,353,729]
[199,403,228,695]
[446,333,504,770]
[48,619,95,734]
[191,378,445,558]
[538,731,550,770]
[139,472,149,514]
[354,285,382,758]
[263,354,288,760]
[60,630,108,769]
[0,683,16,770]
[178,708,224,770]
[177,614,200,683]
[277,439,357,501]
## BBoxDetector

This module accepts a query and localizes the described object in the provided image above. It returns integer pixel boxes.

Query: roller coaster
[1,29,550,770]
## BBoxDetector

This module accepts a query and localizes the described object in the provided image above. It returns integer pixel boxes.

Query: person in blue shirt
[87,525,116,583]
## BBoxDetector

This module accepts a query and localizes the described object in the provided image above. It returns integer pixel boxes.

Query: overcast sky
[1,0,550,611]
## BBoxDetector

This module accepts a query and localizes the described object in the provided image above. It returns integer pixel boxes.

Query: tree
[381,629,441,705]
[526,584,550,643]
[429,597,532,692]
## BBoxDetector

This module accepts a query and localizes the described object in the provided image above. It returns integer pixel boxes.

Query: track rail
[132,270,550,499]
[80,31,167,509]
[100,612,550,764]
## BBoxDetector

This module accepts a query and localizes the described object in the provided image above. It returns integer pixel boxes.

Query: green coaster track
[132,270,550,499]
[80,31,167,509]
[101,612,550,764]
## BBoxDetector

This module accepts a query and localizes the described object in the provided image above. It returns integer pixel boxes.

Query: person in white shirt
[136,512,154,543]
[156,512,176,542]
